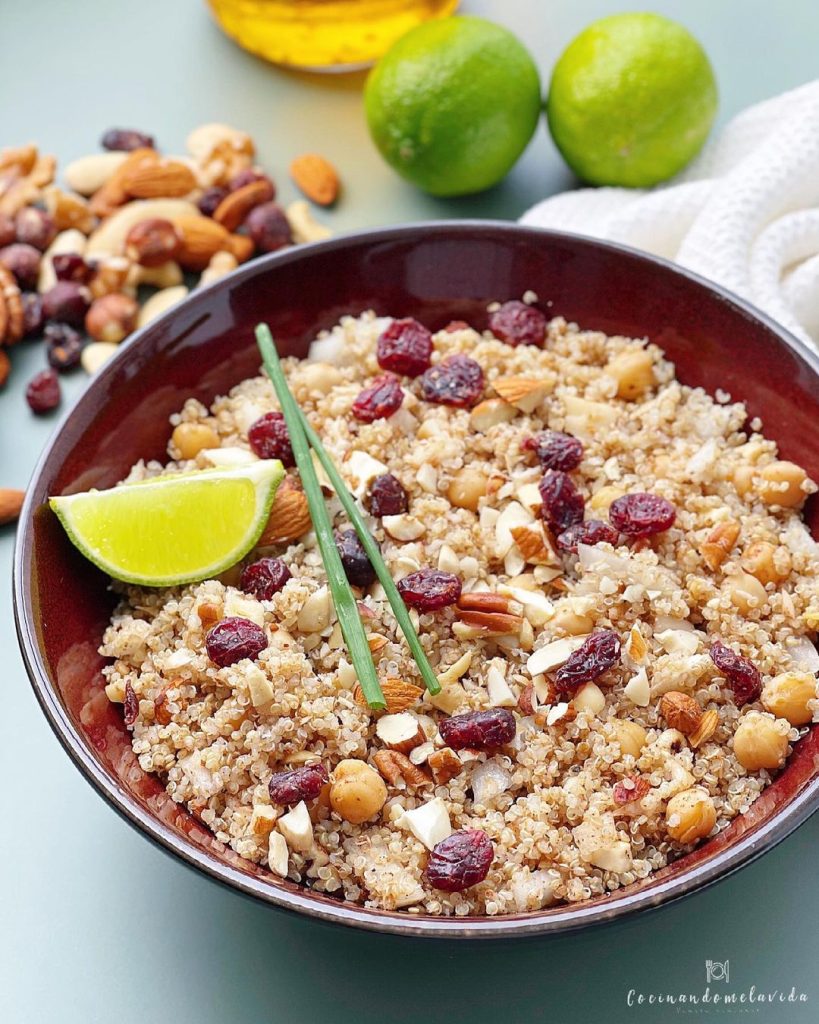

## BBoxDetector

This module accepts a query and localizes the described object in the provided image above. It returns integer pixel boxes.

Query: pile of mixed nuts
[0,124,340,414]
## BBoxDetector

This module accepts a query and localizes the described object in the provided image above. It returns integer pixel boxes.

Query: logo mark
[705,960,730,984]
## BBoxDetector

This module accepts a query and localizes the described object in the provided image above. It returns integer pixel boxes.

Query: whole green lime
[365,15,542,197]
[546,13,718,187]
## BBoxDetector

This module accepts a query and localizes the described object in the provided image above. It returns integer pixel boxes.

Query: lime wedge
[50,460,285,587]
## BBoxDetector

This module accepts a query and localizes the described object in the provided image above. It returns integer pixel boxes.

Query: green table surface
[4,2,819,1021]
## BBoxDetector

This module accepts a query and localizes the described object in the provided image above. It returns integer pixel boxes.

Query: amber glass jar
[208,0,460,72]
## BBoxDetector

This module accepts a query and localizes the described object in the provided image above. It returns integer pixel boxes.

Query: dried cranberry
[268,763,328,805]
[42,281,90,327]
[609,493,677,537]
[25,368,60,413]
[376,318,433,377]
[367,473,408,516]
[709,640,762,705]
[539,470,585,531]
[230,168,276,196]
[352,373,403,423]
[334,529,377,587]
[523,430,584,472]
[556,519,619,553]
[52,252,92,283]
[554,630,621,695]
[425,829,494,892]
[206,617,267,667]
[248,412,295,466]
[21,292,43,337]
[101,127,155,151]
[489,300,547,347]
[439,708,516,750]
[0,243,40,289]
[123,682,139,727]
[421,354,484,408]
[246,202,292,254]
[15,208,56,251]
[46,325,83,371]
[240,557,292,600]
[197,186,228,218]
[397,569,462,611]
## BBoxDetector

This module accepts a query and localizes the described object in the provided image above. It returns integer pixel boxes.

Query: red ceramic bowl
[14,222,819,937]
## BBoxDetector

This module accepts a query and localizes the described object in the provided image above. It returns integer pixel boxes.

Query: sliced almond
[296,586,331,634]
[624,624,648,666]
[527,635,588,676]
[375,712,426,754]
[493,375,552,413]
[470,397,518,432]
[123,159,197,199]
[486,661,516,707]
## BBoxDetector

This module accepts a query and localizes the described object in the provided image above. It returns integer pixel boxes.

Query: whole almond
[289,153,339,206]
[172,214,231,270]
[88,148,157,218]
[213,179,274,232]
[225,232,254,263]
[258,480,312,545]
[660,691,704,735]
[123,160,197,200]
[353,676,423,714]
[0,487,25,525]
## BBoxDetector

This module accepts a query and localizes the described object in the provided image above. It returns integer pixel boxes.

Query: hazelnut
[42,280,90,327]
[0,213,16,248]
[197,186,228,218]
[245,201,292,253]
[757,460,809,508]
[660,691,704,735]
[761,671,816,726]
[21,292,43,337]
[14,207,56,251]
[125,218,182,267]
[0,243,41,289]
[329,759,387,824]
[85,293,138,343]
[447,467,488,512]
[52,252,93,284]
[229,167,276,194]
[665,788,716,844]
[733,712,789,771]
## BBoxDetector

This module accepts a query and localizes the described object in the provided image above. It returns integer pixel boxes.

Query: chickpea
[741,540,791,586]
[757,460,808,508]
[733,712,789,771]
[762,672,817,726]
[665,788,717,844]
[549,603,594,636]
[589,485,625,513]
[299,361,342,396]
[447,467,488,512]
[731,464,756,498]
[172,421,219,460]
[606,348,655,401]
[329,759,387,824]
[610,719,647,759]
[724,571,768,615]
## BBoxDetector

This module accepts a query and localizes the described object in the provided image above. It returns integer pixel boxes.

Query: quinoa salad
[101,300,819,915]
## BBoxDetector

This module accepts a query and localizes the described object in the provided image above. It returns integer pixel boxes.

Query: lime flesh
[50,460,285,587]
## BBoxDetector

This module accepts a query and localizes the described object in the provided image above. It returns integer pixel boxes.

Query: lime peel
[50,460,285,587]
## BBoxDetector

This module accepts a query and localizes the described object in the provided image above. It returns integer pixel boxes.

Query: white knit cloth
[520,81,819,348]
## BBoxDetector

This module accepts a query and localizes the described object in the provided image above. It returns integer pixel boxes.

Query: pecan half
[373,749,431,789]
[427,747,464,785]
[456,591,510,614]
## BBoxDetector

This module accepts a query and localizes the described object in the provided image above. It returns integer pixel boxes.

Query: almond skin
[213,179,274,232]
[122,160,197,200]
[0,487,24,525]
[289,153,339,206]
[353,677,423,713]
[258,479,312,546]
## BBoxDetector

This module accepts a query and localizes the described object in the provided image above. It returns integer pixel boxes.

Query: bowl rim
[14,219,819,938]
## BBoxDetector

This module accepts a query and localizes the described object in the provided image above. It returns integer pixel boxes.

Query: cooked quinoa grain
[101,307,819,915]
